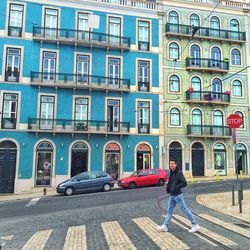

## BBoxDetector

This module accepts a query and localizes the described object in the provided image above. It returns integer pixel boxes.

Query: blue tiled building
[0,0,163,193]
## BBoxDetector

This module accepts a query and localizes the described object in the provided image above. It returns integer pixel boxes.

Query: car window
[131,171,139,176]
[149,170,158,175]
[90,172,102,179]
[79,172,89,180]
[139,170,148,176]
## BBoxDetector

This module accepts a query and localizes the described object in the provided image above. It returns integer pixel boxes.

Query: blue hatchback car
[56,171,114,195]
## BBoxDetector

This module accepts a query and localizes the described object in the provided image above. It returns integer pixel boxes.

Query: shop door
[192,143,204,176]
[106,153,119,180]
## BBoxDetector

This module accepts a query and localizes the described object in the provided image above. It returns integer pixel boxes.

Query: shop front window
[105,143,120,180]
[214,143,226,176]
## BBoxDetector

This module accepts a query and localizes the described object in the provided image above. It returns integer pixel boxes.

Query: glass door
[74,98,88,131]
[76,55,89,84]
[108,58,120,87]
[107,100,120,132]
[39,96,54,130]
[109,17,121,45]
[44,8,58,38]
[78,13,89,41]
[42,52,56,82]
[105,153,120,179]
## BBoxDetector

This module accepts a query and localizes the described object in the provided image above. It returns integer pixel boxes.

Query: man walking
[157,159,200,233]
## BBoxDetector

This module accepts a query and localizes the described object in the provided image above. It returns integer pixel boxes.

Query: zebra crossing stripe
[101,221,136,250]
[172,219,217,247]
[63,225,87,250]
[199,213,250,238]
[174,214,237,246]
[21,229,52,250]
[133,217,190,250]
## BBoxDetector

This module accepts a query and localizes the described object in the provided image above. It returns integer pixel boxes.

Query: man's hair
[169,159,177,164]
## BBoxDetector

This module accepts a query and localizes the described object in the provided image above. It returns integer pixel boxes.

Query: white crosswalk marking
[25,197,41,207]
[199,213,250,238]
[21,229,52,250]
[63,225,87,250]
[133,217,190,250]
[101,221,136,250]
[174,214,238,247]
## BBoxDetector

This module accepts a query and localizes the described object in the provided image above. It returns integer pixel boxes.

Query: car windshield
[131,171,140,176]
[71,173,83,180]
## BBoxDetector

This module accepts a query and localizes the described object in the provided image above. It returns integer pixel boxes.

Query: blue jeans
[164,193,197,226]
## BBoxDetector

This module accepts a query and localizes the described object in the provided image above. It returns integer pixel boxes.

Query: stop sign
[227,114,243,128]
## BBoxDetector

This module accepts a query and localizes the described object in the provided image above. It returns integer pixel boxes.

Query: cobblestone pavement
[0,181,249,250]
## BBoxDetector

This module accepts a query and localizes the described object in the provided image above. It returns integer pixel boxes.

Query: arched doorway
[105,143,120,180]
[214,143,226,175]
[71,142,88,177]
[236,143,247,175]
[136,143,151,170]
[191,142,204,176]
[169,141,182,170]
[0,140,17,193]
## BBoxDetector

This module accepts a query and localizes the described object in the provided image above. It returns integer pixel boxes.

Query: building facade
[0,0,163,193]
[162,0,250,177]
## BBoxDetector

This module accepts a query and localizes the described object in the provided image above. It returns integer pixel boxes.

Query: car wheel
[128,182,136,189]
[158,179,165,186]
[65,187,74,196]
[103,183,111,192]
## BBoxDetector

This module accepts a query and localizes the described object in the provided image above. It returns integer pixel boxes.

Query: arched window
[232,80,242,97]
[190,44,200,65]
[230,19,239,39]
[191,76,201,91]
[190,14,200,27]
[35,141,53,186]
[231,49,241,65]
[214,143,226,175]
[212,78,222,101]
[170,108,180,126]
[169,75,180,92]
[235,111,244,128]
[169,11,179,32]
[210,16,220,37]
[169,42,179,60]
[213,110,223,126]
[192,109,202,125]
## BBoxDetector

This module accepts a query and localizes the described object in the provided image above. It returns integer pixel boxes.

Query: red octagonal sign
[227,114,243,129]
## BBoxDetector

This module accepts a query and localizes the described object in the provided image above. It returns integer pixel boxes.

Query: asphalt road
[0,180,250,249]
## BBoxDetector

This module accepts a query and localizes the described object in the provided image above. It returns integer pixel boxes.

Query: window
[190,45,200,66]
[108,58,120,87]
[211,47,221,67]
[74,98,88,131]
[232,80,242,97]
[169,75,180,92]
[169,42,179,60]
[212,78,222,100]
[169,11,179,32]
[190,76,201,100]
[107,99,120,132]
[42,51,56,82]
[1,93,18,129]
[76,55,89,84]
[44,8,58,38]
[109,17,121,45]
[170,108,180,126]
[138,60,150,92]
[149,169,158,175]
[214,143,226,175]
[5,48,21,82]
[77,13,89,40]
[190,14,200,27]
[138,101,150,133]
[213,110,223,126]
[231,49,241,65]
[35,142,53,186]
[210,16,220,37]
[8,4,24,37]
[230,19,239,39]
[39,95,55,130]
[192,109,202,134]
[139,170,148,176]
[235,111,244,128]
[138,20,150,51]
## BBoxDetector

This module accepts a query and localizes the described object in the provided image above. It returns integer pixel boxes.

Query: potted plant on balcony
[225,91,231,95]
[188,87,194,93]
[223,58,229,63]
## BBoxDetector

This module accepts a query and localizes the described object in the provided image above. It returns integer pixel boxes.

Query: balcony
[138,81,150,92]
[5,70,19,82]
[138,123,150,134]
[187,125,231,138]
[138,41,150,51]
[1,118,17,129]
[28,118,130,135]
[30,72,130,93]
[186,91,230,105]
[8,26,22,37]
[186,58,229,73]
[166,23,246,43]
[33,26,130,51]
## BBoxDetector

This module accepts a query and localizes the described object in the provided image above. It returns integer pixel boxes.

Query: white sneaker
[188,225,200,233]
[156,224,168,232]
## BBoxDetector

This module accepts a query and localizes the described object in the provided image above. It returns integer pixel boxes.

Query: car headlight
[59,184,65,188]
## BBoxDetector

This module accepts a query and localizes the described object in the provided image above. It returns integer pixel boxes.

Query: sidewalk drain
[234,223,250,228]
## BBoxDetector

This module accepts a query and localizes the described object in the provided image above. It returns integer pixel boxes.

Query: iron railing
[1,118,17,129]
[186,91,230,103]
[187,125,231,137]
[5,71,19,82]
[186,58,229,71]
[8,26,22,37]
[138,123,150,133]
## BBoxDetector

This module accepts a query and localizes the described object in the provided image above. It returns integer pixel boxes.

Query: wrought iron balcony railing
[187,125,231,137]
[1,118,17,129]
[166,23,246,42]
[8,26,22,37]
[138,41,150,51]
[186,58,229,72]
[186,91,230,104]
[138,123,150,134]
[5,71,19,82]
[33,26,130,50]
[138,81,150,92]
[28,118,130,135]
[30,71,130,92]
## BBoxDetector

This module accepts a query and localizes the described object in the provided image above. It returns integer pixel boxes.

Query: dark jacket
[166,168,187,196]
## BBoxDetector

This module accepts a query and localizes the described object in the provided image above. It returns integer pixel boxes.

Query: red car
[118,168,168,189]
